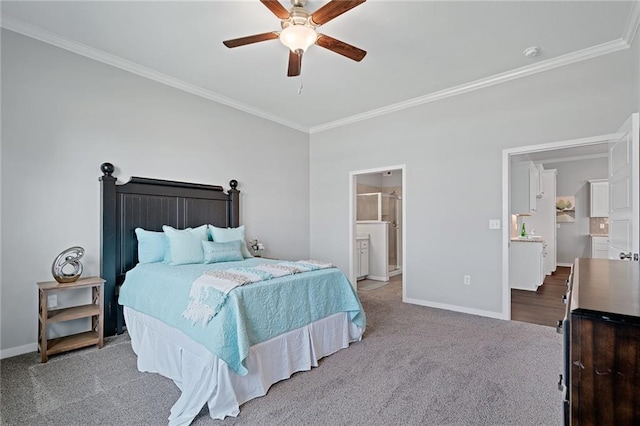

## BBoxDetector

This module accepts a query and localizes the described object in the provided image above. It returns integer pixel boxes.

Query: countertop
[510,237,544,243]
[589,234,609,237]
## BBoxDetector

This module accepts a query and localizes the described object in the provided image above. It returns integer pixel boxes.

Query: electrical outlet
[463,275,471,285]
[47,294,58,309]
[489,219,501,230]
[600,223,605,229]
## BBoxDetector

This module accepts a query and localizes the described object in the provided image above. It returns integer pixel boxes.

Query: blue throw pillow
[208,224,253,258]
[135,228,166,264]
[163,225,208,265]
[202,240,244,264]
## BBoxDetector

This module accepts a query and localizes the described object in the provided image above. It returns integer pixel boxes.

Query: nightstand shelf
[47,304,101,323]
[46,331,100,356]
[37,276,105,363]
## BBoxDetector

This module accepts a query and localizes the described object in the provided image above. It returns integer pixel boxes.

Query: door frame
[501,133,621,319]
[349,164,407,298]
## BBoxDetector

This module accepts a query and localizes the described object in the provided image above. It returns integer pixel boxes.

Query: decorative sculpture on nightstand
[52,246,85,283]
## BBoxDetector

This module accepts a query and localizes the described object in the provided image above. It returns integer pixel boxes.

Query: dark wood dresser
[564,258,640,425]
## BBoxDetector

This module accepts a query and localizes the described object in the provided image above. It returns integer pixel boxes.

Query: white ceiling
[2,1,638,132]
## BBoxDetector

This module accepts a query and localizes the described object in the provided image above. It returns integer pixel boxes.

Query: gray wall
[0,31,310,354]
[553,158,608,264]
[309,47,637,316]
[357,173,383,188]
[634,34,640,112]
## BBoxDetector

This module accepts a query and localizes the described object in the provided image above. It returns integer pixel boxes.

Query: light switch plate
[489,219,501,229]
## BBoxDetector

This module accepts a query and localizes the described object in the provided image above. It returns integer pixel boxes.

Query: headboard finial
[229,179,238,190]
[101,162,115,176]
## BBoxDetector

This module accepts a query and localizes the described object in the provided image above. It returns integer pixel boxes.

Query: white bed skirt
[124,308,363,426]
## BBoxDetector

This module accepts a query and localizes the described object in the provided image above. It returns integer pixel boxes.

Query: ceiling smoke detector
[523,46,540,58]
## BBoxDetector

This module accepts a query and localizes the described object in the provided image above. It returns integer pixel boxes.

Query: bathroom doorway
[349,165,406,300]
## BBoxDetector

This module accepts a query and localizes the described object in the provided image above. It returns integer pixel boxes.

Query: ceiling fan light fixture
[280,24,317,52]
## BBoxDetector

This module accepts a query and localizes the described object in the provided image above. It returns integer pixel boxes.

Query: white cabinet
[511,161,538,215]
[525,169,557,275]
[591,236,609,259]
[355,238,369,279]
[535,164,545,198]
[589,179,609,217]
[509,241,544,291]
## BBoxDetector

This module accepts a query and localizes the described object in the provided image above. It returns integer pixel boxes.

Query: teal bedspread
[118,258,366,375]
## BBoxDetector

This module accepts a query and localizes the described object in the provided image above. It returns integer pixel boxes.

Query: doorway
[502,133,621,319]
[349,165,406,300]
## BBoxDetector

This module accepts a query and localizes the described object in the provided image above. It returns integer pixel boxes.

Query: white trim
[535,152,608,165]
[309,39,630,134]
[623,0,640,46]
[0,16,309,134]
[502,133,621,320]
[365,275,389,282]
[557,263,574,268]
[403,297,507,321]
[508,133,622,155]
[388,268,402,278]
[1,343,37,360]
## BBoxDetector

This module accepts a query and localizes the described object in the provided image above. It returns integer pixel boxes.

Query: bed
[98,163,365,425]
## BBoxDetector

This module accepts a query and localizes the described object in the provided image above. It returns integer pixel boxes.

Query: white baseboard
[388,269,403,277]
[1,342,37,359]
[557,263,573,267]
[366,275,388,282]
[403,297,508,320]
[511,285,540,291]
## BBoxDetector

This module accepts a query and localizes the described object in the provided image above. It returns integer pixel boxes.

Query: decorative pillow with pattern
[208,224,252,258]
[202,240,244,263]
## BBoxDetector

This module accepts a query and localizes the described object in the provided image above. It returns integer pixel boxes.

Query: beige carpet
[1,276,562,425]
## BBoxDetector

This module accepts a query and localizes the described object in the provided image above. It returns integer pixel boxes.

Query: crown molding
[622,0,640,45]
[0,16,309,134]
[309,38,630,134]
[1,12,634,137]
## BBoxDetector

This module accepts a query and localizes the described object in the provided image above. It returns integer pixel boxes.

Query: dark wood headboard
[99,162,240,335]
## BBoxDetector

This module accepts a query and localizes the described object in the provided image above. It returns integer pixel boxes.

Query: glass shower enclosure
[356,192,402,273]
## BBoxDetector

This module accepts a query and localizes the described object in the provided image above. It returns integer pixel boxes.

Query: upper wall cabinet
[589,179,609,217]
[511,161,538,215]
[535,164,545,198]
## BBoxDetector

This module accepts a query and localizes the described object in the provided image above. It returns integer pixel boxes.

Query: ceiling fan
[223,0,367,77]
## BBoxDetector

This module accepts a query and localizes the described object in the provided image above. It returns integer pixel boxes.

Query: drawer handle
[620,251,632,260]
[561,294,567,304]
[556,320,563,334]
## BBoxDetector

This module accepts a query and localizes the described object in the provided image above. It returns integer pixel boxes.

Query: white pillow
[163,225,208,265]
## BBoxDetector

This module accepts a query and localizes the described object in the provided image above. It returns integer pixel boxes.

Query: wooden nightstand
[37,276,105,363]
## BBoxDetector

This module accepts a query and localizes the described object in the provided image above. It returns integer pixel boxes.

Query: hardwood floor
[511,266,570,328]
[361,270,569,328]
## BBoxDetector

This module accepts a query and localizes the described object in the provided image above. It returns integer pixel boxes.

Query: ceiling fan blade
[311,0,366,26]
[223,32,279,48]
[316,34,366,61]
[287,50,302,77]
[260,0,290,20]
